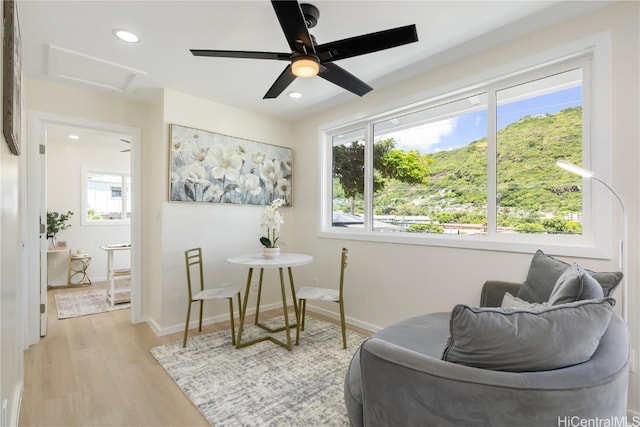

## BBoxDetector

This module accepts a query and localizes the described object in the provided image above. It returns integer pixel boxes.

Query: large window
[82,169,131,224]
[322,49,610,254]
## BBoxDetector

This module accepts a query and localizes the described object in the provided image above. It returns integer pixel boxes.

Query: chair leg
[183,302,192,348]
[228,298,236,346]
[339,299,347,349]
[301,299,306,331]
[295,298,302,345]
[198,300,204,332]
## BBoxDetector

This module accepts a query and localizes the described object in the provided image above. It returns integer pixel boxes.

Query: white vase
[262,247,280,259]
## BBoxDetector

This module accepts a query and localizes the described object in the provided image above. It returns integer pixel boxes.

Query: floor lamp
[556,160,627,322]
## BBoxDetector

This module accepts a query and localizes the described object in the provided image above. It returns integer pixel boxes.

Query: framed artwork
[2,0,21,156]
[169,124,292,206]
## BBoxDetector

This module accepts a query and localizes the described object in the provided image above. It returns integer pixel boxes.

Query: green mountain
[374,107,584,229]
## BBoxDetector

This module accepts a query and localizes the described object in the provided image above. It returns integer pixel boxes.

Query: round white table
[227,252,313,351]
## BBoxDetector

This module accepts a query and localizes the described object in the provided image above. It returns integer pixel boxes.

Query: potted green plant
[47,210,73,248]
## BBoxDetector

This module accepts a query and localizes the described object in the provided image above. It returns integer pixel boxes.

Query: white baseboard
[7,380,23,427]
[303,303,381,333]
[145,300,383,337]
[148,302,283,337]
[628,408,639,421]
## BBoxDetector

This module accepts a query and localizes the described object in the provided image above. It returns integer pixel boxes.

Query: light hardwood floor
[19,282,370,426]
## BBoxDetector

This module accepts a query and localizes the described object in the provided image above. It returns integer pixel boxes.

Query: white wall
[291,1,639,413]
[145,89,294,333]
[0,6,24,424]
[47,137,131,282]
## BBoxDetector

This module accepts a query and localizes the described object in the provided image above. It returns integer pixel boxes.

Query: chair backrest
[185,247,205,300]
[339,247,348,298]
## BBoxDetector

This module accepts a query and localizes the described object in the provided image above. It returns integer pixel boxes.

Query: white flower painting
[169,124,292,206]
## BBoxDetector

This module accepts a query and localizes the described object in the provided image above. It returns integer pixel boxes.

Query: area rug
[55,288,130,319]
[150,316,367,426]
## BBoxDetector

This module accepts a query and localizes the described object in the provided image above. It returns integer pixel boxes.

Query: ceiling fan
[190,1,418,99]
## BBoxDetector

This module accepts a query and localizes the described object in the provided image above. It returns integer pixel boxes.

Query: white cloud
[385,117,457,153]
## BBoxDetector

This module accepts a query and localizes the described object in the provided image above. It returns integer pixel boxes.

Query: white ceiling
[44,123,132,152]
[19,1,612,123]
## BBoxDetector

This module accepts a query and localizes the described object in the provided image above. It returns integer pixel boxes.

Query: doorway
[26,112,141,343]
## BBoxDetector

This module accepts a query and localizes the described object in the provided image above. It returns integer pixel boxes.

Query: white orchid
[259,198,286,248]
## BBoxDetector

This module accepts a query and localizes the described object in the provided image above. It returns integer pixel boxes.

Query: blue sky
[390,86,582,154]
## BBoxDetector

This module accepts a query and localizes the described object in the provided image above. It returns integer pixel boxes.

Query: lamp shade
[555,160,594,178]
[291,55,320,78]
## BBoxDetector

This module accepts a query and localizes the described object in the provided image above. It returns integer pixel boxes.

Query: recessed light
[113,29,139,43]
[287,91,303,99]
[68,134,80,140]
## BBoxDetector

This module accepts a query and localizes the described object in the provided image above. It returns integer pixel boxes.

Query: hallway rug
[150,315,367,426]
[55,288,130,319]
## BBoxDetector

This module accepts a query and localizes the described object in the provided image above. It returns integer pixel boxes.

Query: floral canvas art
[169,124,292,205]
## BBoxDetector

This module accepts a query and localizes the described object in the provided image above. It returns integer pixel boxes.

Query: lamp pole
[556,160,627,322]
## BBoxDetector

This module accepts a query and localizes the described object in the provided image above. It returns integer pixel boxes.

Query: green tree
[333,138,431,214]
[406,223,444,234]
[516,223,545,233]
[333,141,366,214]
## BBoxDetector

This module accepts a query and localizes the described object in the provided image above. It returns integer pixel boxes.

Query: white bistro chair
[183,247,243,348]
[296,247,349,349]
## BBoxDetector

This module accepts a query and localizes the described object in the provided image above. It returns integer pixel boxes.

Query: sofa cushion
[516,250,622,303]
[501,292,547,309]
[442,298,615,372]
[548,264,605,305]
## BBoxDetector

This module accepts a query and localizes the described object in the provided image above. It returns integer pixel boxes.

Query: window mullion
[487,88,498,235]
[364,124,374,232]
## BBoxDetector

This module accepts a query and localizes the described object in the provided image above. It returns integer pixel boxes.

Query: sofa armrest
[480,280,521,307]
[359,338,532,426]
[359,332,629,427]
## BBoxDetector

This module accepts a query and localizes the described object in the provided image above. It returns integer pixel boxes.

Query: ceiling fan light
[291,56,319,78]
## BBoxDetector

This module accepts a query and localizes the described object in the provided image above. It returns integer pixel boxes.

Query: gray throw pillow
[442,298,615,372]
[580,268,608,300]
[501,292,548,309]
[516,250,622,303]
[548,264,605,305]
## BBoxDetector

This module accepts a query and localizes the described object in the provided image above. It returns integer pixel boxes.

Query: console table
[227,252,313,351]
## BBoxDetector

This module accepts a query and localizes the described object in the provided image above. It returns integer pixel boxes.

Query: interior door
[39,141,48,336]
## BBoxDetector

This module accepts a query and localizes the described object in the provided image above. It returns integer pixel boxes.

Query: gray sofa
[344,280,629,427]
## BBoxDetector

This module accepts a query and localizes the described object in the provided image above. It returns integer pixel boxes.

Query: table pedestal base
[236,267,299,351]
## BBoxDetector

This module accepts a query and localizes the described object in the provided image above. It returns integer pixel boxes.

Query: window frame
[320,33,612,259]
[81,167,131,226]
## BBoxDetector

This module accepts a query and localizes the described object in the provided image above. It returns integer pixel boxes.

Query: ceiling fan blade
[319,63,372,97]
[316,24,418,62]
[191,49,291,61]
[271,0,315,54]
[263,65,297,99]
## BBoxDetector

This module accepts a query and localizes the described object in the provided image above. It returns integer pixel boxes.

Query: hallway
[20,283,209,426]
